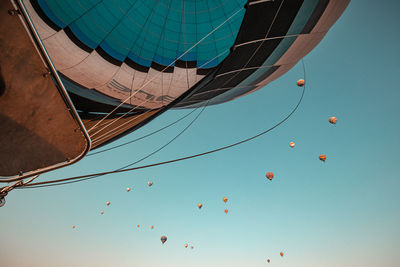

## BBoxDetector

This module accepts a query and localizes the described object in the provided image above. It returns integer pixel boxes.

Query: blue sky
[1,1,400,266]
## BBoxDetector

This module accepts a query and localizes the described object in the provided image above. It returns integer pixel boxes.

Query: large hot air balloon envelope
[319,154,327,162]
[161,236,167,244]
[18,0,350,150]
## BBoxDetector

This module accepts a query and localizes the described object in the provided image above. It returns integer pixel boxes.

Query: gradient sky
[1,1,400,266]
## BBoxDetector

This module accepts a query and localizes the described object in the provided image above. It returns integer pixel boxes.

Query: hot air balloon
[148,182,153,187]
[190,246,194,249]
[297,79,305,87]
[223,197,228,203]
[106,201,110,206]
[289,142,295,148]
[72,225,76,229]
[100,210,104,215]
[184,244,188,248]
[280,252,284,257]
[161,236,167,244]
[151,225,154,230]
[329,116,338,124]
[224,209,229,214]
[266,172,274,181]
[137,225,140,228]
[126,187,131,192]
[319,154,327,162]
[267,259,270,263]
[0,0,350,204]
[198,203,203,209]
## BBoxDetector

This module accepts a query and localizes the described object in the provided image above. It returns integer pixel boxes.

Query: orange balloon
[197,203,203,209]
[223,197,228,203]
[329,116,337,124]
[297,79,305,87]
[289,142,295,148]
[72,225,76,229]
[184,244,188,248]
[224,209,228,214]
[319,154,327,162]
[106,201,110,206]
[265,172,274,181]
[148,181,153,187]
[280,252,284,257]
[126,187,131,192]
[151,225,154,230]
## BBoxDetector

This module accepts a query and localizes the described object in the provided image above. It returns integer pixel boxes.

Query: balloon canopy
[23,0,350,148]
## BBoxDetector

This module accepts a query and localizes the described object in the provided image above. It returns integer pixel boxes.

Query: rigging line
[86,7,244,134]
[21,101,209,188]
[21,59,306,188]
[87,106,200,156]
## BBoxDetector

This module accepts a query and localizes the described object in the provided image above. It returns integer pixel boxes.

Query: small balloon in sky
[100,210,104,215]
[161,236,167,244]
[223,197,228,203]
[280,252,284,257]
[319,154,327,162]
[265,172,274,181]
[267,259,270,263]
[198,203,203,209]
[126,187,131,192]
[297,79,305,87]
[106,201,110,206]
[224,209,228,214]
[329,116,337,124]
[184,244,188,248]
[148,181,153,187]
[151,225,154,230]
[137,225,140,228]
[72,225,76,229]
[289,142,295,148]
[190,246,194,249]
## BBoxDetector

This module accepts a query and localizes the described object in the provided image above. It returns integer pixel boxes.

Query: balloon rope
[21,59,307,188]
[87,107,199,156]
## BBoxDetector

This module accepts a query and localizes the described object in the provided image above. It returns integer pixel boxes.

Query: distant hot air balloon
[100,210,104,215]
[161,236,167,244]
[267,259,270,263]
[198,203,203,209]
[151,225,154,230]
[126,187,131,192]
[223,197,228,203]
[190,246,194,249]
[289,142,295,148]
[297,79,305,87]
[184,244,188,248]
[265,172,274,181]
[319,154,327,162]
[148,182,153,187]
[106,201,110,206]
[72,225,76,229]
[280,252,284,257]
[329,116,337,124]
[224,209,228,214]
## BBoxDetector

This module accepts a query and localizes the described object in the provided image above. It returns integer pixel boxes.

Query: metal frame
[0,0,92,183]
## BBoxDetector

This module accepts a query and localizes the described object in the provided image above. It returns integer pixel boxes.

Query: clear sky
[1,1,400,266]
